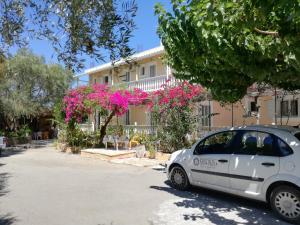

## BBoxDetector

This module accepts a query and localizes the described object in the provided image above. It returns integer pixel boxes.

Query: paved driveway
[0,145,291,225]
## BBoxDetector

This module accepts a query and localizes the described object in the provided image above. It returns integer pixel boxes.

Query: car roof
[210,125,300,136]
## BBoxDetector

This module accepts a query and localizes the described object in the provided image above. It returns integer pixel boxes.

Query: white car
[166,125,300,224]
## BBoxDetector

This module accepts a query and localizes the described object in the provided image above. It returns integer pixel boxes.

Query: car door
[229,131,280,195]
[190,131,237,188]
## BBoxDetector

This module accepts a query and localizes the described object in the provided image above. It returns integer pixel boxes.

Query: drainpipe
[208,100,211,131]
[166,65,170,79]
[274,88,277,125]
[231,103,234,127]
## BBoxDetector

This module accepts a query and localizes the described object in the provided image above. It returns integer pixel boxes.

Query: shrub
[149,81,204,153]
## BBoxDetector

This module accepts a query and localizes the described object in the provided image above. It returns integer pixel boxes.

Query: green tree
[0,49,73,132]
[0,0,137,70]
[156,0,300,103]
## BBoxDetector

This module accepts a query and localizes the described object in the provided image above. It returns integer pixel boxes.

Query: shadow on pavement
[0,172,10,197]
[0,214,17,225]
[30,140,54,149]
[150,181,290,225]
[0,163,9,197]
[0,165,17,225]
[0,148,26,158]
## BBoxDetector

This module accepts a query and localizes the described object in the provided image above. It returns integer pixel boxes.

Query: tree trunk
[99,111,115,144]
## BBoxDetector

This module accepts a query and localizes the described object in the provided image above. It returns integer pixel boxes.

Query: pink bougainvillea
[63,84,148,124]
[149,80,203,112]
[63,86,92,123]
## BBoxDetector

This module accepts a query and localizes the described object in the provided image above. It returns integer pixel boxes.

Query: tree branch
[254,28,279,37]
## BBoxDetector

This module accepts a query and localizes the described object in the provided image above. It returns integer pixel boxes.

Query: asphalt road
[0,145,291,225]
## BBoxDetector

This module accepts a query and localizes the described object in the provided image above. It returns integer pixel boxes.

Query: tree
[0,0,137,70]
[149,81,204,152]
[155,0,300,103]
[0,49,73,132]
[63,84,148,144]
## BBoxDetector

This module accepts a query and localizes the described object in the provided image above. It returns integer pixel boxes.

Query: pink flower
[149,81,203,113]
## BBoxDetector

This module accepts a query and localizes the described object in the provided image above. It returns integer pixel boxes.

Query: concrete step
[81,148,136,161]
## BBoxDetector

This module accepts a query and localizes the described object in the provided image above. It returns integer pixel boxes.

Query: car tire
[270,185,300,224]
[169,166,190,191]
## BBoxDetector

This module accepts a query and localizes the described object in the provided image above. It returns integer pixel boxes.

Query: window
[120,72,130,82]
[281,101,289,116]
[125,111,130,125]
[199,105,210,127]
[94,78,97,84]
[194,131,237,155]
[235,131,280,156]
[295,132,300,142]
[104,76,109,84]
[150,65,156,77]
[125,72,130,82]
[140,67,145,76]
[291,100,298,116]
[250,101,258,112]
[277,138,293,156]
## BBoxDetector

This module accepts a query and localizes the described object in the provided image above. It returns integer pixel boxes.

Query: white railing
[78,123,93,132]
[115,75,177,92]
[123,125,157,135]
[79,123,157,135]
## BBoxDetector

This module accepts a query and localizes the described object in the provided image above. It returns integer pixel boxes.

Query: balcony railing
[114,75,177,92]
[75,75,179,92]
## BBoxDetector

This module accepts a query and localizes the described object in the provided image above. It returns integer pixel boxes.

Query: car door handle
[261,162,275,167]
[218,159,228,163]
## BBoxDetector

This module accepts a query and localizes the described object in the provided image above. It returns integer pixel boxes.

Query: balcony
[114,75,177,92]
[74,74,178,92]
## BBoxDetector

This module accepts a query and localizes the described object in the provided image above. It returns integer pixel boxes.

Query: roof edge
[85,46,165,74]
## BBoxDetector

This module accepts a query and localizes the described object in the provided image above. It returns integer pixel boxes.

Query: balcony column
[166,65,171,79]
[111,69,114,86]
[135,65,139,81]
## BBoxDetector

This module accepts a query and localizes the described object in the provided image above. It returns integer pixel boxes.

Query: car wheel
[169,166,189,191]
[270,185,300,224]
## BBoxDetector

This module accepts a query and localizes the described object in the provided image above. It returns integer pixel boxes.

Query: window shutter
[150,65,156,77]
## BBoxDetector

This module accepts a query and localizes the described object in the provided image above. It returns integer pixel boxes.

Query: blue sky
[24,0,171,73]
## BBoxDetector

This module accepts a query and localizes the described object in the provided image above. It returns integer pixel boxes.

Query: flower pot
[71,146,81,154]
[136,145,146,158]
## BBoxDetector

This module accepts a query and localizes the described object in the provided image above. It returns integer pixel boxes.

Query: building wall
[210,95,299,128]
[274,94,300,126]
[107,105,149,126]
[85,47,300,129]
[88,55,166,86]
[129,105,148,125]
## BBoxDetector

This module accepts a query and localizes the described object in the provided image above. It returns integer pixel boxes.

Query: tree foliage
[0,49,73,131]
[0,0,137,70]
[156,0,300,102]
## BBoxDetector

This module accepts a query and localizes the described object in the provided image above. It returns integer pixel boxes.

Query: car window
[295,132,300,142]
[277,138,293,156]
[235,131,280,156]
[194,131,236,155]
